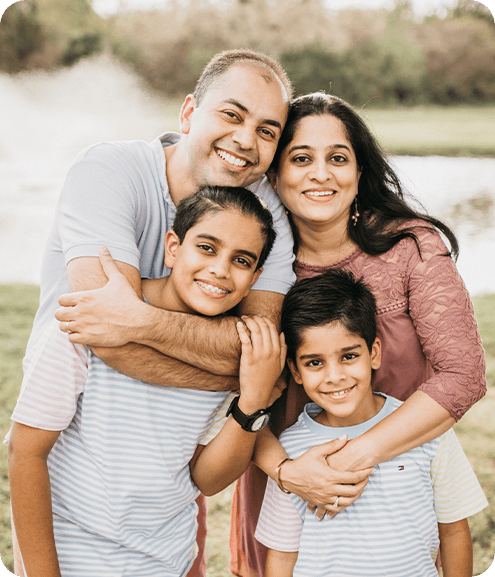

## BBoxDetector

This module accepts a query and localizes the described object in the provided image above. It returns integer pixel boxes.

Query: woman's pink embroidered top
[294,225,486,420]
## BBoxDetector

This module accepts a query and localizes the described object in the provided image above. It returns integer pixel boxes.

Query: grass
[361,105,495,158]
[0,286,494,575]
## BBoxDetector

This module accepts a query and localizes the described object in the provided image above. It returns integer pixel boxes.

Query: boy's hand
[236,316,287,413]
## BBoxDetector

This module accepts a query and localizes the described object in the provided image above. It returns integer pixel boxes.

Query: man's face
[180,64,289,190]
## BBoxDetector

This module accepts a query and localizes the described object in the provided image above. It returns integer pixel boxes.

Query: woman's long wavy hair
[269,92,458,259]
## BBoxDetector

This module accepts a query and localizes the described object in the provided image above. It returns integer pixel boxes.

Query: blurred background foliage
[0,0,494,105]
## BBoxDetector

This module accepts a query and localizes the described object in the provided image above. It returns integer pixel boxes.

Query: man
[21,49,369,577]
[15,49,294,577]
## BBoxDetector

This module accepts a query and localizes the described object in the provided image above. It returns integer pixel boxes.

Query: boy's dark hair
[193,49,293,105]
[281,269,377,361]
[173,186,276,270]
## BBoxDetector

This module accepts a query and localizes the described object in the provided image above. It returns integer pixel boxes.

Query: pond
[0,56,493,295]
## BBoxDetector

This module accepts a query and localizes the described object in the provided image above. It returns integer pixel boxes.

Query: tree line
[1,0,494,106]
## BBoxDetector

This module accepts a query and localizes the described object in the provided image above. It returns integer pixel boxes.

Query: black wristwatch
[226,396,271,432]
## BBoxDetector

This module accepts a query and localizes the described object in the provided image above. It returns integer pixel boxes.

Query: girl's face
[271,114,361,233]
[164,208,264,316]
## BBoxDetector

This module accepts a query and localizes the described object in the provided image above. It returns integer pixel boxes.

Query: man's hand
[236,316,287,413]
[279,435,374,519]
[55,248,149,346]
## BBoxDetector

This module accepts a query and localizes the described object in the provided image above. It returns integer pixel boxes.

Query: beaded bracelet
[275,457,293,494]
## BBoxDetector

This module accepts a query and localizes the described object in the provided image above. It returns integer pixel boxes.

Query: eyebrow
[194,233,259,263]
[287,143,351,155]
[222,98,283,131]
[298,343,362,361]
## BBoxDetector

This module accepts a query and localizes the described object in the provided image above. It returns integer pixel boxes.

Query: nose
[232,123,256,151]
[324,362,346,385]
[309,158,331,183]
[208,256,231,279]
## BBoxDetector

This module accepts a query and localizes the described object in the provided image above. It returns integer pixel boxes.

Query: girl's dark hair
[270,92,458,259]
[281,268,377,362]
[173,186,276,270]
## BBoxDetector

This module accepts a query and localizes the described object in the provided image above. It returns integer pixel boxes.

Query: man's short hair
[193,49,293,105]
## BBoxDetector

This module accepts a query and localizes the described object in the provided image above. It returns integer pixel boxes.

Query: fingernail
[339,434,347,441]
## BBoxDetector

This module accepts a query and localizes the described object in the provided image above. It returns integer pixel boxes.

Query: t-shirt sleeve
[198,392,237,446]
[248,176,296,295]
[58,142,143,269]
[430,429,488,523]
[405,226,486,420]
[255,477,303,552]
[11,320,88,431]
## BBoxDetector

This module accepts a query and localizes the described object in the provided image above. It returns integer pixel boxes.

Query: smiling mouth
[216,148,250,168]
[304,190,337,198]
[195,280,230,295]
[325,385,356,398]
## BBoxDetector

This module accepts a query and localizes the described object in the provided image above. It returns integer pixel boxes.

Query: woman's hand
[236,316,287,413]
[278,435,374,519]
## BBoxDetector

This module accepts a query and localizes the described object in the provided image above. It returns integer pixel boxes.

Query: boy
[8,187,286,577]
[255,269,487,577]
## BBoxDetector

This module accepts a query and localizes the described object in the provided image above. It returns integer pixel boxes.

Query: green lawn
[0,286,494,575]
[362,105,495,158]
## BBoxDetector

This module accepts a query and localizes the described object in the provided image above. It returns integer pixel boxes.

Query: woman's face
[272,114,361,232]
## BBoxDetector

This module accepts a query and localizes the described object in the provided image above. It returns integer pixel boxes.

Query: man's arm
[8,422,62,577]
[438,519,473,577]
[56,250,283,383]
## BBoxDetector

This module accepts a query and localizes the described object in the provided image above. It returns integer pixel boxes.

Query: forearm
[9,457,61,577]
[94,342,239,390]
[132,305,242,375]
[328,390,454,471]
[191,416,258,496]
[253,425,288,480]
[438,520,473,577]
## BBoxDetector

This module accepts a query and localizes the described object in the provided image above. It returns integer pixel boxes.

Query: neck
[142,276,187,313]
[293,216,357,266]
[164,139,198,206]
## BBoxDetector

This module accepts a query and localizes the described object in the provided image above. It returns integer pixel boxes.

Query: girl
[9,186,286,577]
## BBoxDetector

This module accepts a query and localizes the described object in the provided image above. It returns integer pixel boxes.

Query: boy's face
[288,321,381,428]
[163,209,264,316]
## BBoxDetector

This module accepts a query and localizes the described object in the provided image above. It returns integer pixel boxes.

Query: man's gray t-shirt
[28,132,295,351]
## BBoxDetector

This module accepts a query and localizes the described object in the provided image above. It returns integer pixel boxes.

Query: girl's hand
[236,316,287,413]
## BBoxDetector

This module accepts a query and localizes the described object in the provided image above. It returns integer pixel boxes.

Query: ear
[370,337,381,371]
[267,170,277,193]
[287,358,303,385]
[242,267,263,298]
[179,94,196,135]
[164,230,181,269]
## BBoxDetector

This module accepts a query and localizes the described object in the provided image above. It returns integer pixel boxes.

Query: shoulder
[248,175,284,211]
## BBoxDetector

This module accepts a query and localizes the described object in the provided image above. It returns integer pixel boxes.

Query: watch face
[251,414,270,432]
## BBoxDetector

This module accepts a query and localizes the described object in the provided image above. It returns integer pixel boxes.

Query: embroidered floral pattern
[294,225,486,421]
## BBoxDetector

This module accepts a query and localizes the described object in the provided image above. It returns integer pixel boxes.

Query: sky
[88,0,494,18]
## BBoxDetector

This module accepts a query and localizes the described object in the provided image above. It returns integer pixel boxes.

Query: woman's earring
[351,197,360,226]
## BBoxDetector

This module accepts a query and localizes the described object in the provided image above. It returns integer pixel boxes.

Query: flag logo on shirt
[398,465,405,471]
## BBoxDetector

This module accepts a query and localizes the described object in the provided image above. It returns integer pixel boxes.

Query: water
[1,56,494,295]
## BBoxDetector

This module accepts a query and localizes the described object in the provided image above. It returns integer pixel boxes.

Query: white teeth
[217,149,247,167]
[305,191,335,197]
[196,281,229,294]
[329,387,352,398]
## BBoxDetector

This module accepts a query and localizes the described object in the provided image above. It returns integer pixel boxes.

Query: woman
[230,92,486,577]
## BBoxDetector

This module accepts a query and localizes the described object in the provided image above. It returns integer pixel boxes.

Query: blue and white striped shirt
[255,395,488,577]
